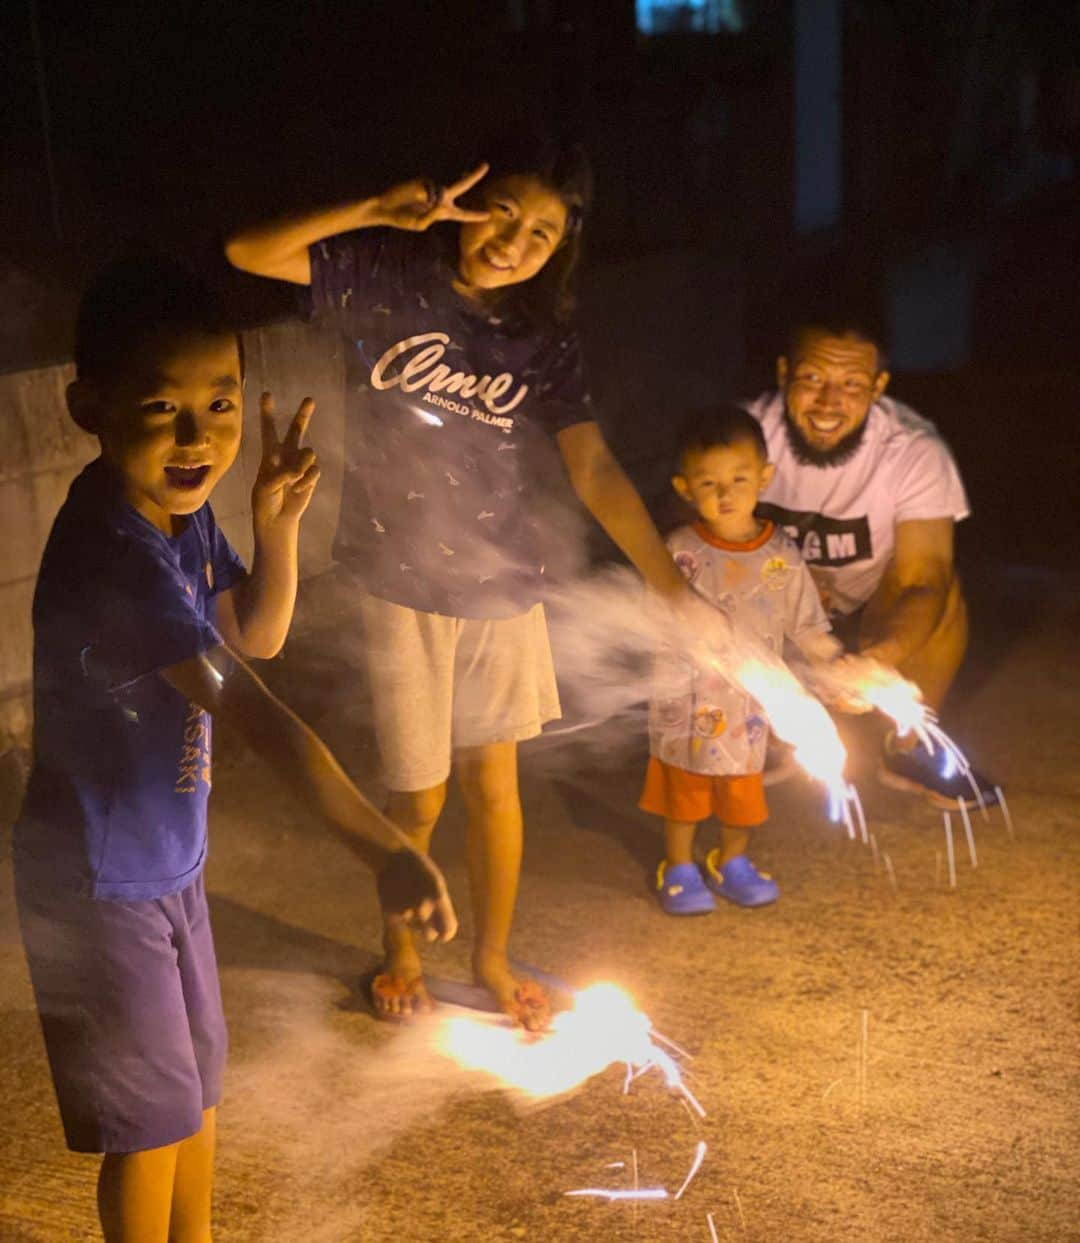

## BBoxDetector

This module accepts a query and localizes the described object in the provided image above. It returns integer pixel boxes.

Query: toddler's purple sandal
[704,851,779,907]
[656,861,717,916]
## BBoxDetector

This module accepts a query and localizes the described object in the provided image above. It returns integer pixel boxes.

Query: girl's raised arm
[225,164,491,286]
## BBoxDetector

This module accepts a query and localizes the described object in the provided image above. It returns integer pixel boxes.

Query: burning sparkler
[438,982,704,1115]
[433,982,710,1206]
[814,655,996,816]
[565,1186,669,1202]
[719,651,867,834]
[735,656,847,787]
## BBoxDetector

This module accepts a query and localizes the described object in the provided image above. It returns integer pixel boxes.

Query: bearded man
[745,317,997,807]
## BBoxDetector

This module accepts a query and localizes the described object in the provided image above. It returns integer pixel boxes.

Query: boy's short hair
[676,404,767,473]
[75,252,237,386]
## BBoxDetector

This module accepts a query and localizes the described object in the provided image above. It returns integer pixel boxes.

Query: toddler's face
[674,439,774,536]
[91,331,243,535]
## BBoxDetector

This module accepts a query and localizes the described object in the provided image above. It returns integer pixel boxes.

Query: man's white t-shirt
[745,391,970,616]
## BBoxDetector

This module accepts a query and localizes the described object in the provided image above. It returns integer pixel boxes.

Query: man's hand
[374,164,491,232]
[376,848,458,943]
[252,392,320,532]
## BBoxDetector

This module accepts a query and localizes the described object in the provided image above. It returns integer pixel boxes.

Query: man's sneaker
[878,739,1000,810]
[656,862,716,916]
[703,851,780,907]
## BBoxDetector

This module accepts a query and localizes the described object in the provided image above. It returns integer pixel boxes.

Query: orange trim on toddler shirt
[692,519,775,553]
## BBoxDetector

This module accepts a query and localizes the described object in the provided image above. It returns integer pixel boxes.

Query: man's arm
[225,165,492,286]
[161,648,457,939]
[556,421,685,598]
[216,394,319,660]
[860,518,955,668]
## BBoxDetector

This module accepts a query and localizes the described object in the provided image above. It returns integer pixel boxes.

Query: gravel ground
[1,566,1077,1242]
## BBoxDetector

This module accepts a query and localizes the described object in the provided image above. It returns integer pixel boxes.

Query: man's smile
[807,413,845,434]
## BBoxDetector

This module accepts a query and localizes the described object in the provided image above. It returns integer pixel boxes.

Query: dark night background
[2,0,1078,565]
[1,14,1079,1235]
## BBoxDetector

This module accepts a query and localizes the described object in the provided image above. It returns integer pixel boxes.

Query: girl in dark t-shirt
[227,142,698,1026]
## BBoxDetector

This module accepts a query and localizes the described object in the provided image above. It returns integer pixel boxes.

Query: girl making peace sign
[227,140,699,1026]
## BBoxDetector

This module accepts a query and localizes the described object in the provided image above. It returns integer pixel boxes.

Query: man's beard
[782,407,870,468]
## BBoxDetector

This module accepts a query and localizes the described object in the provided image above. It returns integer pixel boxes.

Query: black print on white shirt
[755,503,872,567]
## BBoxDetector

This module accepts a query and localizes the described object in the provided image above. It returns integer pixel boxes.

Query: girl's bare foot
[472,948,551,1032]
[371,925,432,1020]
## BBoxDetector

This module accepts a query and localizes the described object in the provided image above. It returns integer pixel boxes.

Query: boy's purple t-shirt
[15,459,247,900]
[309,228,592,618]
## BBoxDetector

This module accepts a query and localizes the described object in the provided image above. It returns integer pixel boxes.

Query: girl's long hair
[461,135,592,329]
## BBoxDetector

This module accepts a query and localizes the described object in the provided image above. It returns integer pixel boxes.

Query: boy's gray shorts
[358,595,561,791]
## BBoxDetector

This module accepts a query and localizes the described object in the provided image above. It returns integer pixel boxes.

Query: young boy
[12,255,456,1242]
[641,404,840,914]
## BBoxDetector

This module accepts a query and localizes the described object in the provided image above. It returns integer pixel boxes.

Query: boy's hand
[373,164,491,232]
[377,848,458,943]
[252,392,320,532]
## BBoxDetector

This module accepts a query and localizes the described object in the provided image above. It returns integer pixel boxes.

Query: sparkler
[735,656,846,790]
[943,812,957,888]
[565,1187,668,1202]
[957,799,978,868]
[840,662,934,749]
[674,1140,709,1200]
[437,983,704,1111]
[851,787,870,844]
[995,787,1015,839]
[814,655,1002,839]
[882,851,898,892]
[730,654,869,840]
[921,719,990,821]
[435,982,709,1207]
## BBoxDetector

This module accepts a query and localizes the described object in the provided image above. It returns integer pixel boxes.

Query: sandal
[656,861,717,916]
[704,851,779,907]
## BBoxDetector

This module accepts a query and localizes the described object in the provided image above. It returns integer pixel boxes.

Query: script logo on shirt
[755,503,872,567]
[370,331,529,428]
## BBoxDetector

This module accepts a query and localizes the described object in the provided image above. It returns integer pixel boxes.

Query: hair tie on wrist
[421,178,441,210]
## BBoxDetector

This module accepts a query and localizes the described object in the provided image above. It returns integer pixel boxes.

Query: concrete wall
[0,249,742,750]
[0,320,344,746]
[0,362,91,743]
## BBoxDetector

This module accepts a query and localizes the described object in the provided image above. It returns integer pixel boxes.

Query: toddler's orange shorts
[639,757,767,825]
